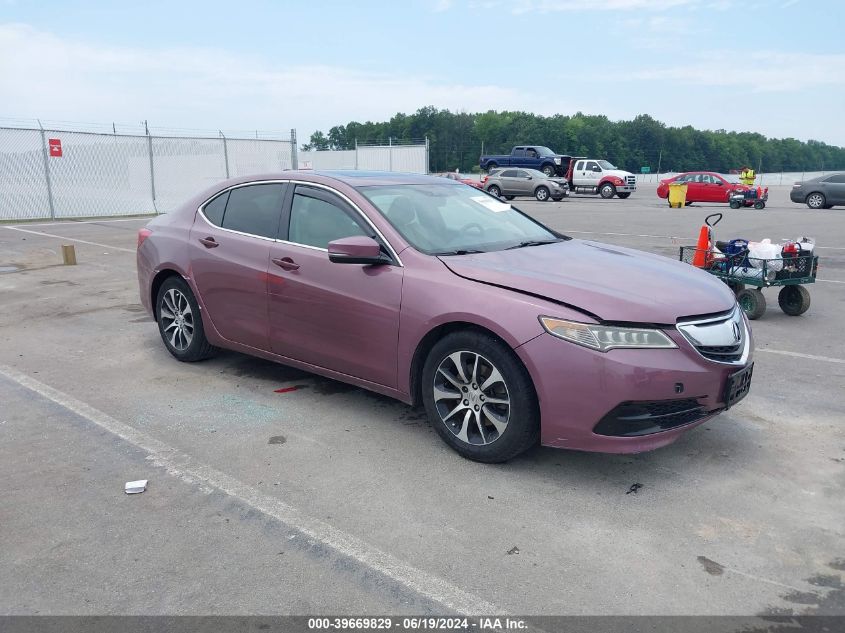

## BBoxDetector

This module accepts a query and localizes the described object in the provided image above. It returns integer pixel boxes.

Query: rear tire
[535,186,550,201]
[504,195,515,200]
[156,276,217,361]
[486,163,498,172]
[754,201,765,210]
[730,200,741,209]
[806,193,825,209]
[737,288,766,320]
[541,164,555,177]
[778,285,811,316]
[487,185,501,197]
[421,331,539,463]
[599,183,616,199]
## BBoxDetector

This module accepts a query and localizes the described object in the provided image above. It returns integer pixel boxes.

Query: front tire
[504,195,515,200]
[535,186,550,201]
[617,192,631,199]
[487,185,501,198]
[156,276,217,361]
[599,183,616,199]
[421,331,539,463]
[806,193,826,209]
[778,285,811,316]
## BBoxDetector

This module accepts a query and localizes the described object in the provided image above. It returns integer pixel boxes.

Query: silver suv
[484,168,568,202]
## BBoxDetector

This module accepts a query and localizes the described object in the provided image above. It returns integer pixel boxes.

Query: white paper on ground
[124,479,148,494]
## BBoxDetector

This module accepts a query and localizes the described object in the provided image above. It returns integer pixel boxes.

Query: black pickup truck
[479,145,570,177]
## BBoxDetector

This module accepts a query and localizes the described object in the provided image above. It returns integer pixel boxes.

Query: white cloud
[473,0,700,12]
[630,50,845,91]
[0,22,585,137]
[433,0,453,11]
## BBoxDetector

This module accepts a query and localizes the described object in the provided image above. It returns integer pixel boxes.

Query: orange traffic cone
[692,224,711,268]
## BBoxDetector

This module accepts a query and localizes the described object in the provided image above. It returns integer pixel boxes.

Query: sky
[1,0,843,146]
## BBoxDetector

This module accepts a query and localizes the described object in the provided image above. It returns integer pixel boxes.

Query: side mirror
[716,181,724,185]
[328,236,388,265]
[526,175,533,180]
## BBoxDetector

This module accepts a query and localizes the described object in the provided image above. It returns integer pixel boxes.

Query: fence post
[146,129,157,214]
[37,120,56,220]
[389,137,393,172]
[220,131,230,178]
[290,129,298,169]
[355,139,359,170]
[425,137,430,174]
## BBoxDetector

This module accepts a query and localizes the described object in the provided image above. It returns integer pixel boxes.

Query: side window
[526,148,537,158]
[586,161,600,172]
[701,174,712,184]
[500,169,518,178]
[576,161,585,171]
[516,170,528,178]
[202,191,229,226]
[826,174,845,183]
[288,190,368,249]
[513,148,525,158]
[221,184,285,238]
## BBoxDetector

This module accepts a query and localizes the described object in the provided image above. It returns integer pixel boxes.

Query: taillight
[137,228,152,249]
[481,176,488,185]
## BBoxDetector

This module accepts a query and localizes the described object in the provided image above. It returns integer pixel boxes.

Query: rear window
[221,184,285,238]
[202,191,228,226]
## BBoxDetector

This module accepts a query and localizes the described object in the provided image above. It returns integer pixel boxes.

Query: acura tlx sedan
[137,171,753,463]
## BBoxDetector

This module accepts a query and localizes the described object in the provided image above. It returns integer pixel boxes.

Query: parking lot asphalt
[1,185,843,616]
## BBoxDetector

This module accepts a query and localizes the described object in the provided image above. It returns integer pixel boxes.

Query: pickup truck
[479,145,568,177]
[565,158,637,199]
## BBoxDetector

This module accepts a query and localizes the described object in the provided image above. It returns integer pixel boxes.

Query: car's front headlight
[539,317,678,352]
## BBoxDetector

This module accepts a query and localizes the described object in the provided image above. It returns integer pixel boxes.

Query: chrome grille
[676,307,750,364]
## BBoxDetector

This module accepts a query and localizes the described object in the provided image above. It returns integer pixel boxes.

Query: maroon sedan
[137,171,753,462]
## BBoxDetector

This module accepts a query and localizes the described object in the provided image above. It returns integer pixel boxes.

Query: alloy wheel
[432,350,510,446]
[160,288,194,351]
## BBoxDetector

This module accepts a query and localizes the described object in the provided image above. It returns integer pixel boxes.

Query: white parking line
[6,217,153,227]
[758,349,845,364]
[3,226,135,254]
[0,364,501,616]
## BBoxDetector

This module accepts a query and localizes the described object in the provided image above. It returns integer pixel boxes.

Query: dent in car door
[188,182,286,351]
[267,185,403,387]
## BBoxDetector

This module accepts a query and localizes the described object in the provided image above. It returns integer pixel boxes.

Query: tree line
[302,107,845,174]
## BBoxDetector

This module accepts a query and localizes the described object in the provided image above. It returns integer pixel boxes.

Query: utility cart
[728,188,768,210]
[680,240,818,320]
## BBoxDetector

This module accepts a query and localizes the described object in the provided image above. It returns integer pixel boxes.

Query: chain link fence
[1,127,430,221]
[0,126,296,220]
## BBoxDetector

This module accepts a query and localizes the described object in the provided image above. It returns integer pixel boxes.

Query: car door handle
[199,237,219,248]
[272,257,300,271]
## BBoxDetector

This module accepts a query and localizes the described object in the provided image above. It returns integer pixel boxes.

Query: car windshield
[534,146,556,157]
[358,184,562,255]
[597,160,616,170]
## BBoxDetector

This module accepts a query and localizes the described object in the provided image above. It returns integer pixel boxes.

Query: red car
[657,171,749,205]
[440,172,482,189]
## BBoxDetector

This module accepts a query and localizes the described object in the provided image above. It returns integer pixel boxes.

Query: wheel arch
[408,321,531,407]
[150,268,188,321]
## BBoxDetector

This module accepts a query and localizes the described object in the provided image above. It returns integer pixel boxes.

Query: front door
[580,161,602,188]
[514,169,534,195]
[188,182,286,351]
[267,184,403,388]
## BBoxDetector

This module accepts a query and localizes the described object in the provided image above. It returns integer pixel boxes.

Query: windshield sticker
[471,196,511,213]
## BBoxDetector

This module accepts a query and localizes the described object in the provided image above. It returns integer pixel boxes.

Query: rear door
[514,169,534,195]
[267,184,403,387]
[188,182,287,351]
[498,169,520,194]
[684,173,705,202]
[825,174,845,204]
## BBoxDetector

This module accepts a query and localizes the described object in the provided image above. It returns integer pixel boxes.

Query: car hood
[439,240,735,324]
[606,169,634,179]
